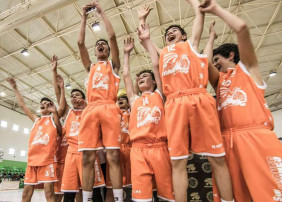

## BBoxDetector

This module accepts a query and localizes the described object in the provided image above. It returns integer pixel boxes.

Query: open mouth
[40,106,45,110]
[118,101,124,106]
[168,35,176,42]
[98,46,104,52]
[139,80,145,85]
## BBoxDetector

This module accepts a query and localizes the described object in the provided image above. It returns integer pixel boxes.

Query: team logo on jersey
[136,106,161,128]
[218,80,247,110]
[31,131,49,145]
[162,53,190,76]
[60,135,68,147]
[69,121,80,137]
[92,72,109,90]
[120,118,129,134]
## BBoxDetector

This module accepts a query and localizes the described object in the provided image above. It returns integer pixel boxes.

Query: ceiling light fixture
[0,92,6,96]
[92,22,100,31]
[66,83,72,89]
[21,48,29,56]
[269,70,277,77]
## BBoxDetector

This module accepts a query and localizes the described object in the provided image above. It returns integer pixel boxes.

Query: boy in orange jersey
[200,0,282,201]
[105,94,131,200]
[122,23,174,201]
[51,57,105,202]
[7,78,63,202]
[77,1,122,201]
[142,0,234,201]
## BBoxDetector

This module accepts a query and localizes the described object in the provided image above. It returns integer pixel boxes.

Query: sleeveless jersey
[86,60,120,103]
[217,61,274,130]
[129,90,167,143]
[159,40,208,96]
[120,109,130,145]
[63,109,83,154]
[28,115,57,166]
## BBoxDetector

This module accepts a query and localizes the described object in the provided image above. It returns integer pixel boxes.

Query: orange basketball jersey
[159,40,208,96]
[129,90,167,143]
[63,109,83,153]
[28,115,57,166]
[120,109,130,145]
[56,132,68,163]
[86,60,120,103]
[217,62,274,130]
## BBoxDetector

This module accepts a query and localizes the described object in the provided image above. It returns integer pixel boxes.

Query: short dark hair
[164,25,187,38]
[213,43,240,64]
[71,89,85,100]
[136,69,157,93]
[40,97,52,104]
[118,94,128,103]
[96,39,110,53]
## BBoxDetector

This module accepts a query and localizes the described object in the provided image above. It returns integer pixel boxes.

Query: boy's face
[117,97,129,110]
[137,72,155,93]
[165,27,187,46]
[213,54,230,73]
[94,41,110,59]
[71,91,85,108]
[39,100,52,115]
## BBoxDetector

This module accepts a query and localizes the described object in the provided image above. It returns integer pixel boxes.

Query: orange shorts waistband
[166,88,207,101]
[222,125,272,135]
[132,140,168,148]
[87,100,116,106]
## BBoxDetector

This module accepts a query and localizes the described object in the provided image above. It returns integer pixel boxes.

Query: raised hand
[123,37,134,54]
[51,55,58,71]
[209,21,218,39]
[7,78,17,90]
[82,4,93,17]
[73,98,87,108]
[56,75,64,89]
[92,1,103,14]
[137,23,150,41]
[199,0,219,14]
[138,4,153,21]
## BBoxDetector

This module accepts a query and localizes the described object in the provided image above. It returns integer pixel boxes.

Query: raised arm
[51,55,61,103]
[204,21,219,89]
[138,5,161,55]
[56,75,69,118]
[7,78,37,122]
[78,4,92,72]
[200,0,263,86]
[138,24,163,94]
[46,102,62,137]
[188,0,205,51]
[94,1,120,74]
[122,37,137,106]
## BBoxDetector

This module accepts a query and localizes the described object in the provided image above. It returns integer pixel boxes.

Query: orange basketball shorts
[61,152,105,192]
[24,163,58,185]
[213,126,282,202]
[131,142,174,201]
[54,162,65,194]
[106,144,132,188]
[78,101,121,151]
[165,89,225,159]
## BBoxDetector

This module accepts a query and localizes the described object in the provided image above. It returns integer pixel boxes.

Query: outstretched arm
[46,102,62,137]
[122,37,137,106]
[188,0,205,51]
[78,4,92,72]
[94,1,120,74]
[200,0,263,86]
[56,75,69,118]
[138,24,163,94]
[138,4,161,55]
[204,21,219,89]
[51,55,61,103]
[7,78,37,122]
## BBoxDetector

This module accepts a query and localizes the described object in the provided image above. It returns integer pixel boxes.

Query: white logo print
[136,106,161,128]
[31,131,49,145]
[45,164,55,177]
[121,117,129,134]
[92,72,109,90]
[162,53,190,76]
[69,121,80,137]
[60,135,68,146]
[218,79,247,110]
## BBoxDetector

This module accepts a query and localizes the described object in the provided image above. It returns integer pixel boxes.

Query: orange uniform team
[6,0,282,202]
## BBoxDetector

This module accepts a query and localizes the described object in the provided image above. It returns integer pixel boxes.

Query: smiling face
[165,26,187,46]
[39,100,52,115]
[213,53,235,73]
[137,72,156,93]
[94,40,110,60]
[117,97,129,110]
